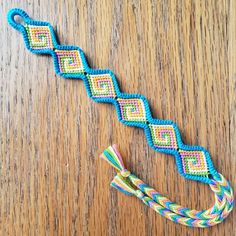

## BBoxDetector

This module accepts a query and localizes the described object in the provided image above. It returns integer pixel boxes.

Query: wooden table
[0,1,235,235]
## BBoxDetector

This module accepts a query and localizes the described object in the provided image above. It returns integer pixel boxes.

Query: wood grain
[0,0,235,235]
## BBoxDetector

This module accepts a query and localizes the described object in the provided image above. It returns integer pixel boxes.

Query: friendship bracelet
[7,8,234,227]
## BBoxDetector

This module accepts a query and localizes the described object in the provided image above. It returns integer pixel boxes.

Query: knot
[136,190,145,200]
[120,169,131,178]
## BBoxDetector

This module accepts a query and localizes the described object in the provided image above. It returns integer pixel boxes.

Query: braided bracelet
[7,8,234,228]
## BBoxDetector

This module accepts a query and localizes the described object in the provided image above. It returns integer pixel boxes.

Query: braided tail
[100,145,234,228]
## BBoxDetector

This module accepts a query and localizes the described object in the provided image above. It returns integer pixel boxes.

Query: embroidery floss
[7,8,234,227]
[101,145,233,227]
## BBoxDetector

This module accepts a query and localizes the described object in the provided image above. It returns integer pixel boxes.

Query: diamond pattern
[118,98,146,122]
[55,50,84,73]
[88,74,116,98]
[150,124,177,149]
[179,150,208,176]
[26,25,53,50]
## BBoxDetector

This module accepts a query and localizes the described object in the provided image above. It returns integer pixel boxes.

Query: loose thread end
[100,144,126,172]
[101,145,136,196]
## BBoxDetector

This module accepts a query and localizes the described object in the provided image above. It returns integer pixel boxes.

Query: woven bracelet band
[7,8,234,227]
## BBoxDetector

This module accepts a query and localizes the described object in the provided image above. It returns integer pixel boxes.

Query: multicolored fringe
[7,8,234,227]
[100,145,234,227]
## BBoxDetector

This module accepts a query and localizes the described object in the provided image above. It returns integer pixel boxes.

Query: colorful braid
[7,8,234,227]
[100,145,233,227]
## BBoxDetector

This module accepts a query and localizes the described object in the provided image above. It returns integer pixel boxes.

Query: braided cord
[7,8,234,227]
[100,145,234,227]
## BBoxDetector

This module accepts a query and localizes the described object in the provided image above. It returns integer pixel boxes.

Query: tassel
[100,145,148,199]
[100,144,130,177]
[100,144,135,195]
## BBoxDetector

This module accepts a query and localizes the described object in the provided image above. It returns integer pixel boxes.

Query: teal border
[7,8,220,184]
